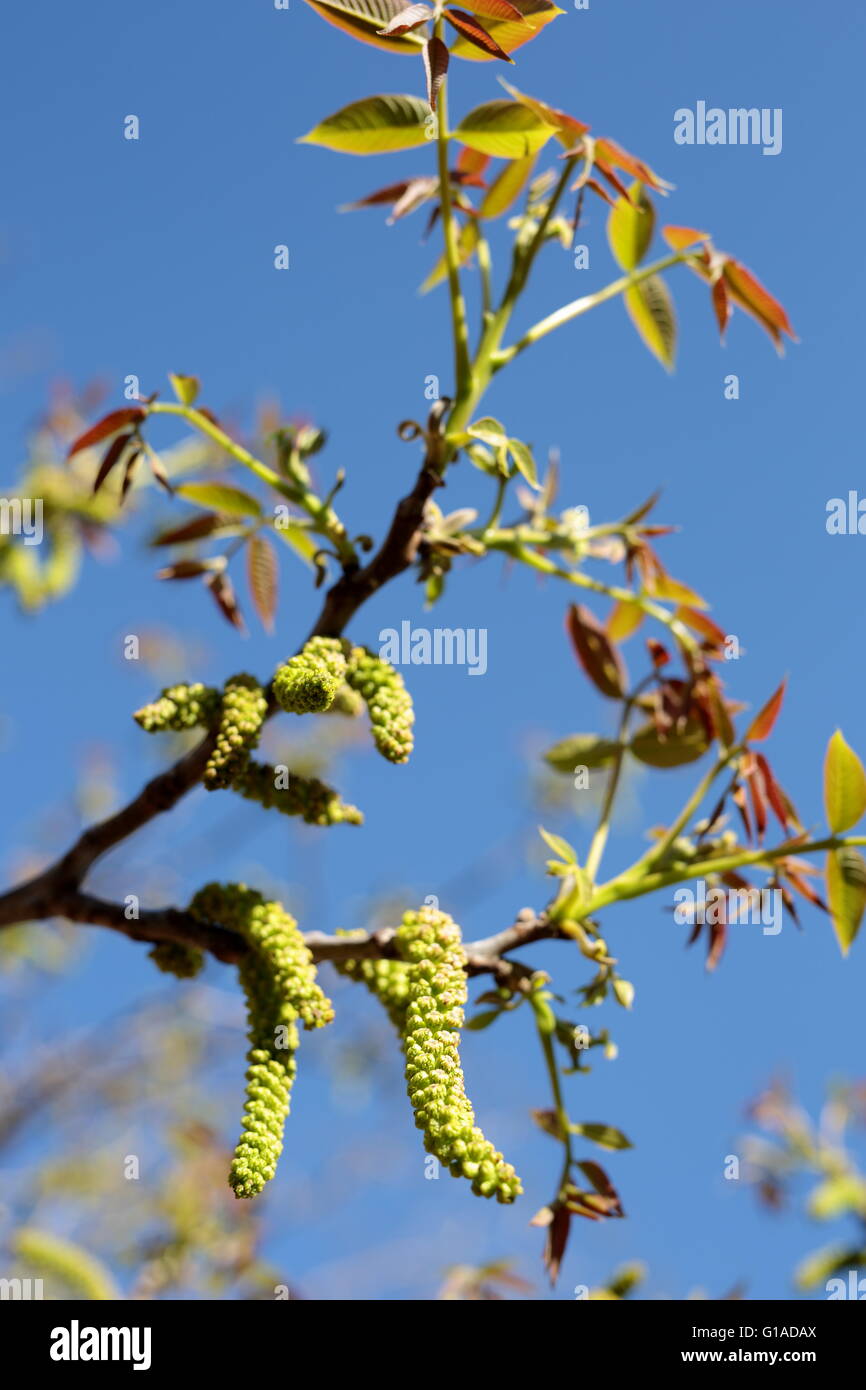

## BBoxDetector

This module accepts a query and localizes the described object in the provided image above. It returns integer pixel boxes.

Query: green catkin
[134,682,221,733]
[203,674,268,791]
[190,883,333,1199]
[273,637,349,715]
[11,1228,120,1300]
[148,940,205,979]
[396,906,522,1203]
[232,759,363,827]
[346,647,414,764]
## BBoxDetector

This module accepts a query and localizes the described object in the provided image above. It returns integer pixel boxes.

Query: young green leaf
[543,734,619,772]
[538,825,577,865]
[168,374,200,406]
[569,1122,633,1151]
[507,438,539,489]
[824,730,866,833]
[454,99,555,158]
[607,181,655,272]
[826,848,866,956]
[176,482,263,518]
[624,274,676,371]
[299,94,432,155]
[480,152,537,218]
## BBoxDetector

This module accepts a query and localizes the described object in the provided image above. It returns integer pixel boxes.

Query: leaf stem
[492,251,689,369]
[433,24,472,403]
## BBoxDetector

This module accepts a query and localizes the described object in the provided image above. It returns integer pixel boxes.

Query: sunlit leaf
[661,224,710,251]
[607,599,644,643]
[479,151,537,218]
[454,99,555,157]
[624,274,676,371]
[499,78,588,148]
[607,181,654,272]
[168,373,200,406]
[722,257,797,351]
[444,7,514,60]
[450,0,562,61]
[826,848,866,956]
[594,136,672,194]
[303,0,428,52]
[176,482,263,518]
[824,730,866,834]
[299,94,432,155]
[538,825,577,864]
[272,519,318,566]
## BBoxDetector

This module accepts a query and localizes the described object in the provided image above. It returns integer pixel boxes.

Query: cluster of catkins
[137,645,518,1205]
[337,906,522,1203]
[132,639,414,827]
[190,883,333,1198]
[273,637,414,765]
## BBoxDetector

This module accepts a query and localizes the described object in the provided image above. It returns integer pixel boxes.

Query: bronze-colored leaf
[422,36,449,112]
[206,570,245,632]
[444,7,514,60]
[566,603,627,699]
[68,407,146,458]
[746,678,786,743]
[247,532,279,633]
[92,431,134,494]
[376,2,432,33]
[150,512,228,547]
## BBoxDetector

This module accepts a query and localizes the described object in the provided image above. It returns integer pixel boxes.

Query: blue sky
[2,0,865,1299]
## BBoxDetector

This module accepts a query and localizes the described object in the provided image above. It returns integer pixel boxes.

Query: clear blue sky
[2,0,865,1299]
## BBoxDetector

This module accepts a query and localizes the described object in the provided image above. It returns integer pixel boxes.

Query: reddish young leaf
[746,678,786,743]
[675,605,727,650]
[146,446,173,495]
[376,2,432,34]
[754,752,792,833]
[722,258,797,350]
[585,178,617,209]
[732,780,753,843]
[624,489,662,525]
[157,559,220,581]
[500,80,589,149]
[594,137,673,194]
[68,407,146,458]
[151,512,228,547]
[543,1203,571,1284]
[743,757,768,842]
[120,447,143,502]
[465,0,526,18]
[92,431,134,494]
[707,913,727,971]
[207,570,245,632]
[712,276,731,341]
[646,638,670,668]
[423,36,449,112]
[247,532,279,633]
[444,7,514,60]
[566,603,628,699]
[661,225,710,251]
[455,145,491,178]
[594,159,632,204]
